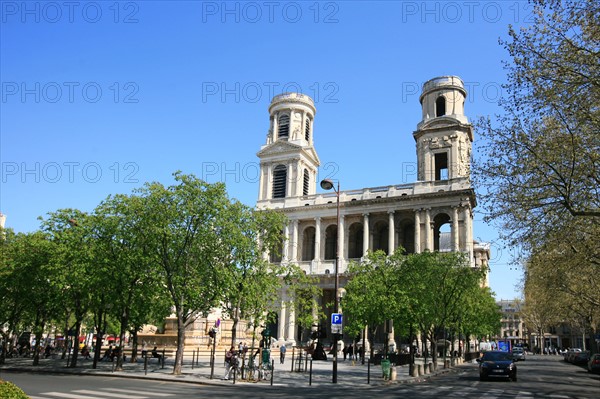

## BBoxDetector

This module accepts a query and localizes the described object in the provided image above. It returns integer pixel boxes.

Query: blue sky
[0,0,532,300]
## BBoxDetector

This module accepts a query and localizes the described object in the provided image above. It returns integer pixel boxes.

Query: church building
[256,76,491,345]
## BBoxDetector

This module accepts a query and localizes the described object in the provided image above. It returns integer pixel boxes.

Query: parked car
[512,347,526,361]
[477,351,517,381]
[572,351,590,366]
[587,353,600,374]
[564,349,582,363]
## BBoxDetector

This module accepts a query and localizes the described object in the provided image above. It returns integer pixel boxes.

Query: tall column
[278,300,287,342]
[283,222,290,262]
[297,161,303,196]
[314,217,321,264]
[461,206,469,253]
[339,215,345,272]
[287,305,296,345]
[465,206,473,265]
[388,211,395,255]
[287,162,294,197]
[451,207,459,251]
[266,164,273,200]
[290,219,299,262]
[414,209,421,253]
[273,112,279,140]
[362,214,369,256]
[424,208,432,251]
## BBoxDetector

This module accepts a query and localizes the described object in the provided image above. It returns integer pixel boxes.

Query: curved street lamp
[320,178,340,383]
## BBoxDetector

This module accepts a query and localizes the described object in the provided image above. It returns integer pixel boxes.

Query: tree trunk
[173,306,186,375]
[130,329,139,363]
[69,320,82,368]
[231,317,239,347]
[32,325,45,366]
[115,310,129,371]
[0,331,9,364]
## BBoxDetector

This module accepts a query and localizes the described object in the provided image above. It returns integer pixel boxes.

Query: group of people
[223,341,275,380]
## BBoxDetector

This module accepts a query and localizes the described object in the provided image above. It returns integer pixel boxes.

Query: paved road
[3,355,599,398]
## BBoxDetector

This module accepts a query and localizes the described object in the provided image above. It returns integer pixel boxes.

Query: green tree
[474,0,599,252]
[0,228,28,365]
[343,251,411,360]
[137,172,244,375]
[91,194,171,370]
[40,209,94,368]
[6,231,59,365]
[402,252,489,368]
[216,201,287,346]
[283,265,325,344]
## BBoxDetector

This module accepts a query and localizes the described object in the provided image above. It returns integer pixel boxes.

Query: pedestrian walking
[280,344,286,364]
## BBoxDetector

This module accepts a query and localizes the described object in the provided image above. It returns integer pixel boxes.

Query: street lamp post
[320,178,340,383]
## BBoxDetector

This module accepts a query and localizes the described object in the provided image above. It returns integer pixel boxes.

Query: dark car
[477,351,517,381]
[587,353,600,374]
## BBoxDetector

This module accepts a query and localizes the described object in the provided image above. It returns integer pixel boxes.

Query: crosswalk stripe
[40,393,108,399]
[72,390,147,398]
[102,388,174,396]
[516,391,534,397]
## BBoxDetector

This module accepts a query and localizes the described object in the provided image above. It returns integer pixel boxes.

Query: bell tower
[257,93,320,202]
[413,76,473,182]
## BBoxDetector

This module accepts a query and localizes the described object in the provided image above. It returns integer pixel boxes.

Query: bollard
[291,347,295,372]
[304,351,308,372]
[241,356,246,380]
[417,364,422,376]
[309,358,313,385]
[233,363,237,385]
[429,363,433,373]
[144,356,148,375]
[270,359,274,386]
[444,359,450,369]
[367,358,371,384]
[410,363,418,377]
[390,366,397,381]
[161,349,165,369]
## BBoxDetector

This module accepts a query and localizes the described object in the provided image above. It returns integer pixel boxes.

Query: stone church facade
[256,76,491,346]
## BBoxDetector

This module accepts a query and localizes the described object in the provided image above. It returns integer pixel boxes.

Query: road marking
[40,393,108,399]
[73,390,147,398]
[516,392,534,398]
[102,389,174,397]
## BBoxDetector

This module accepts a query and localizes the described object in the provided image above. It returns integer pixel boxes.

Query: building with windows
[496,300,528,347]
[256,76,491,345]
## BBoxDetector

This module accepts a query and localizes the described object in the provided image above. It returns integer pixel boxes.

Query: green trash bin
[381,359,391,379]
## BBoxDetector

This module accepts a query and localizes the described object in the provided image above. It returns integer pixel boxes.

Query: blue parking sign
[331,313,343,325]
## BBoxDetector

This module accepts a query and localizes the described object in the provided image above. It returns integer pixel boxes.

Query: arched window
[272,165,287,198]
[305,118,311,141]
[301,226,316,261]
[401,223,415,254]
[372,221,389,254]
[278,114,290,139]
[269,234,284,263]
[435,96,446,117]
[324,225,338,260]
[435,152,449,180]
[348,223,364,258]
[303,169,310,196]
[433,213,451,251]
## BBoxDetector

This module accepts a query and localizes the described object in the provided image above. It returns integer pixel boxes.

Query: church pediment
[257,141,302,157]
[419,117,464,130]
[257,141,321,165]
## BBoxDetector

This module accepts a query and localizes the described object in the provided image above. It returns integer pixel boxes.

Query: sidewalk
[0,354,476,388]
